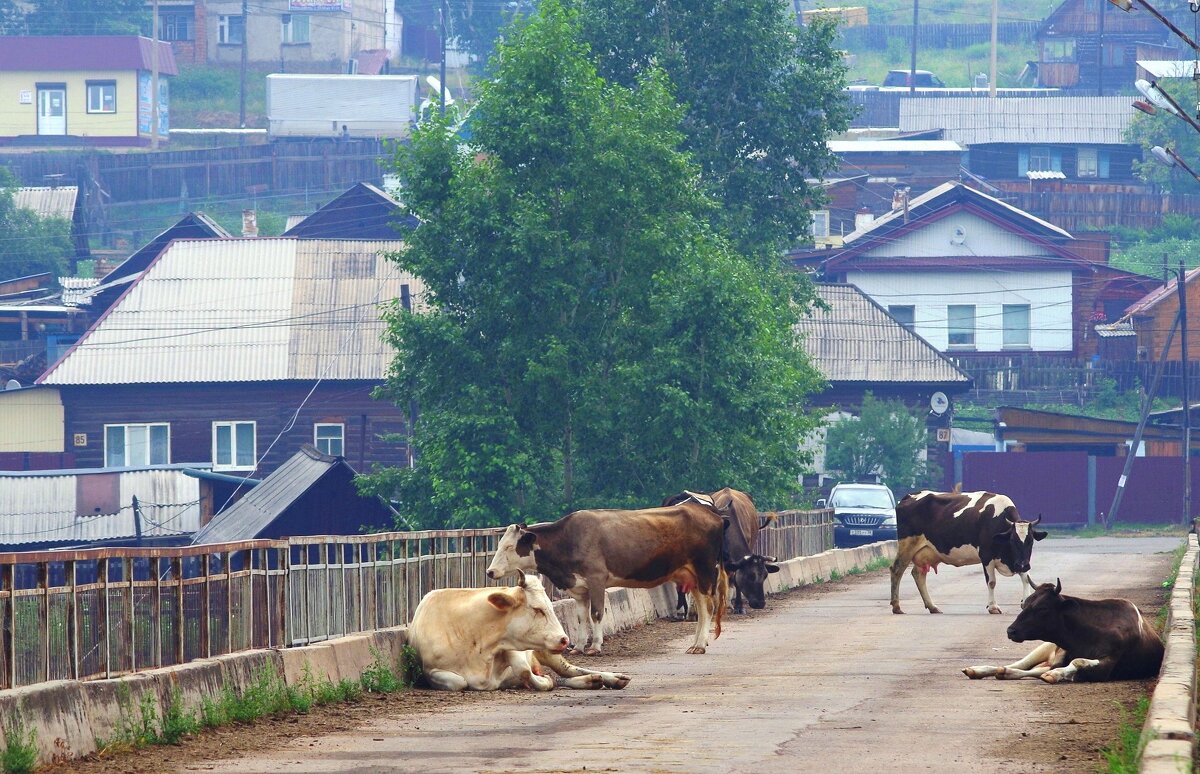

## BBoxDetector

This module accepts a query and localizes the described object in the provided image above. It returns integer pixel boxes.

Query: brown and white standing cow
[485,503,729,655]
[664,489,780,614]
[963,579,1163,683]
[406,573,631,691]
[890,490,1046,615]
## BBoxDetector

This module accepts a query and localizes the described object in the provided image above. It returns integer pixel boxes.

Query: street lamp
[1150,144,1200,183]
[1135,78,1200,134]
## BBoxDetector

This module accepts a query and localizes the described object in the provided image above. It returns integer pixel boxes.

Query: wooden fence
[0,139,391,207]
[951,354,1200,405]
[840,21,1039,51]
[0,511,833,690]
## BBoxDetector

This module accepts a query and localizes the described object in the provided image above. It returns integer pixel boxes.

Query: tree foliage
[1125,79,1200,195]
[0,169,72,280]
[571,0,853,256]
[824,393,938,496]
[360,0,826,528]
[11,0,148,35]
[1109,214,1200,279]
[394,0,533,63]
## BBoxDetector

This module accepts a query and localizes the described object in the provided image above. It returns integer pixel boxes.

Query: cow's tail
[713,562,729,640]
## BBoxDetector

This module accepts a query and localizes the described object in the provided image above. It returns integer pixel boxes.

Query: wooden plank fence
[840,21,1039,51]
[952,354,1200,405]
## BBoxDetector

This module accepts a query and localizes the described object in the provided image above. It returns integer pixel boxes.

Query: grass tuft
[1099,696,1149,774]
[2,714,37,774]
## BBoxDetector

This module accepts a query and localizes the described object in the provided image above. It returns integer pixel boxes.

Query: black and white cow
[889,490,1046,615]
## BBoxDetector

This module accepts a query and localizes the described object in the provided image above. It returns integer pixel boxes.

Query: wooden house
[1122,265,1200,363]
[37,237,422,479]
[808,181,1159,360]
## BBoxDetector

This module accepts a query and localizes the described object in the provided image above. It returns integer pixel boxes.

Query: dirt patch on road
[47,569,1164,774]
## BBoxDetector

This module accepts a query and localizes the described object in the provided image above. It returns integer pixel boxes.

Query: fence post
[67,560,78,680]
[172,556,184,665]
[201,553,211,659]
[39,561,49,683]
[100,556,111,679]
[151,558,161,668]
[1,563,12,689]
[226,551,234,655]
[126,557,135,673]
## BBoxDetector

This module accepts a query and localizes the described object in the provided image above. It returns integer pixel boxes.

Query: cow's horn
[743,554,752,562]
[764,555,777,563]
[1029,514,1042,526]
[1054,577,1062,594]
[517,572,528,588]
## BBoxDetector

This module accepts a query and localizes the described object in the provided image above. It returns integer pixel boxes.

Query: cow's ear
[724,560,742,572]
[766,563,781,574]
[1032,529,1048,541]
[487,591,517,611]
[518,531,537,549]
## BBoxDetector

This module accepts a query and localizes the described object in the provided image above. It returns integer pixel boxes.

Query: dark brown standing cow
[890,490,1046,615]
[962,579,1164,683]
[485,503,729,655]
[664,489,779,614]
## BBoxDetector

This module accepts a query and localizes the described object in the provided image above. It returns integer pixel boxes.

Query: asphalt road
[191,536,1181,774]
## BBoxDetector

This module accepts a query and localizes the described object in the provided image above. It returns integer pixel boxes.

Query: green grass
[845,41,1038,89]
[2,714,37,774]
[1099,696,1150,773]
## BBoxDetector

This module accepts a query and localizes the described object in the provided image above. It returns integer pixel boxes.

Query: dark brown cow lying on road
[485,503,729,655]
[963,579,1164,683]
[890,490,1046,615]
[664,489,780,614]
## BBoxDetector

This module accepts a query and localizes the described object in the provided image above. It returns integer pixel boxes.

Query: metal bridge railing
[0,510,832,690]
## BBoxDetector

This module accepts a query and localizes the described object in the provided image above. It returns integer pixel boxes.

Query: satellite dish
[950,226,966,245]
[930,391,949,416]
[4,379,20,390]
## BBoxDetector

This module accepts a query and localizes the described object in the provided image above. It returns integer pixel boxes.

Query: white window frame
[281,13,311,44]
[811,210,830,238]
[1028,147,1054,173]
[947,304,976,349]
[1077,148,1099,178]
[104,423,170,467]
[314,423,345,457]
[218,14,245,44]
[1003,304,1032,349]
[888,304,916,332]
[86,81,116,113]
[212,420,256,471]
[161,11,194,41]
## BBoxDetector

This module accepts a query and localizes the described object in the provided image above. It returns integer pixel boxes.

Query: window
[1103,43,1126,66]
[315,423,344,457]
[1029,147,1053,172]
[161,12,194,41]
[1003,304,1031,349]
[213,421,256,470]
[947,304,976,349]
[105,424,169,467]
[889,305,915,332]
[1043,39,1076,63]
[810,211,830,238]
[86,81,116,113]
[1077,148,1098,178]
[219,14,245,44]
[281,13,311,44]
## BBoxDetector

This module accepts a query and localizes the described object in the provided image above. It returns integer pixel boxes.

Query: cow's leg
[534,651,631,690]
[983,563,1003,614]
[584,579,607,655]
[964,642,1061,679]
[674,585,690,620]
[424,668,471,692]
[1042,656,1111,684]
[733,581,745,615]
[687,591,713,654]
[889,537,918,614]
[1019,571,1035,603]
[910,563,941,614]
[500,650,555,691]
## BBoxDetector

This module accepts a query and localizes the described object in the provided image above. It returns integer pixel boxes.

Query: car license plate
[849,529,872,536]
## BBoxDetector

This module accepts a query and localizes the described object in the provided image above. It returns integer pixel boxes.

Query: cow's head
[724,554,780,610]
[487,573,570,654]
[989,512,1047,575]
[486,524,539,580]
[1007,578,1068,643]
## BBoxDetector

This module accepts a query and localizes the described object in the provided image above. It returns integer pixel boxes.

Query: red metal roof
[0,36,178,75]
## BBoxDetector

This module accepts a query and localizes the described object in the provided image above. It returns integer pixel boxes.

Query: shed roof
[0,36,178,75]
[828,140,964,154]
[283,182,416,239]
[39,237,421,385]
[899,96,1136,145]
[1123,265,1200,318]
[796,283,971,387]
[14,187,78,220]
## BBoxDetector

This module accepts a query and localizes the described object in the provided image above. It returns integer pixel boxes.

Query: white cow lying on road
[407,573,632,692]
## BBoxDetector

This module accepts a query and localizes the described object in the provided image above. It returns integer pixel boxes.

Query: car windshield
[830,488,894,509]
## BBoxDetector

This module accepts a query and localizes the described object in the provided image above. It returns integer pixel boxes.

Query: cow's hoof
[584,674,604,689]
[685,646,707,654]
[608,673,631,689]
[963,667,982,679]
[987,606,1003,615]
[583,647,602,656]
[891,606,904,614]
[927,607,942,614]
[1040,672,1062,684]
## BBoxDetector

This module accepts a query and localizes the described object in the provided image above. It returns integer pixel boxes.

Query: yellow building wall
[0,70,139,138]
[0,388,64,453]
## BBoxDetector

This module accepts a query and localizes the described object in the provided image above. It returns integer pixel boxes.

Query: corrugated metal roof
[1137,60,1198,79]
[191,445,339,544]
[1025,170,1067,180]
[39,238,422,385]
[0,466,202,546]
[1095,321,1135,338]
[0,35,178,75]
[1124,265,1200,317]
[899,96,1136,145]
[828,140,964,154]
[796,283,971,385]
[14,187,77,219]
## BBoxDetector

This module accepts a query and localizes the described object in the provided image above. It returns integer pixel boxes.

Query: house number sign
[18,90,31,104]
[73,433,87,447]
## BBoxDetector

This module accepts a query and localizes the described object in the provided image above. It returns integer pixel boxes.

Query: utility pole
[440,0,448,116]
[910,0,919,94]
[151,0,160,150]
[239,0,248,129]
[989,0,998,96]
[1180,261,1192,526]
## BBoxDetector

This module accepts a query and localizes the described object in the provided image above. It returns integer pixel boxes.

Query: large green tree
[18,0,148,35]
[361,0,825,528]
[570,0,852,256]
[1127,79,1200,194]
[824,393,938,496]
[0,169,72,280]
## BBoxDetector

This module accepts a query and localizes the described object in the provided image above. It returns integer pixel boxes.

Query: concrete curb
[0,543,895,767]
[1140,532,1198,774]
